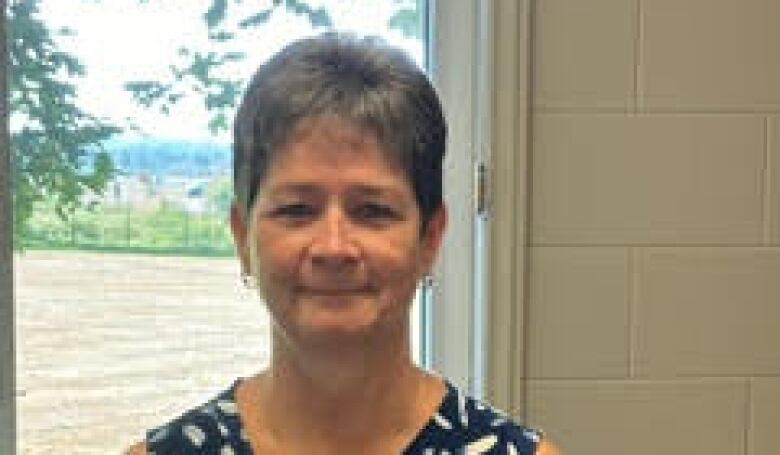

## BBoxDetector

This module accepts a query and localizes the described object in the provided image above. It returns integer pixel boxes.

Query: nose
[308,205,360,269]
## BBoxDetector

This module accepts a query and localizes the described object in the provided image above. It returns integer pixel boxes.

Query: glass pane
[9,0,426,452]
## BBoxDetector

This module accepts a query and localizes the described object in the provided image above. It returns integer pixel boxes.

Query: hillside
[101,138,232,178]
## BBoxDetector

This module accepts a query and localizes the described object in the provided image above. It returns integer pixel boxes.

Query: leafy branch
[123,0,333,135]
[8,0,120,246]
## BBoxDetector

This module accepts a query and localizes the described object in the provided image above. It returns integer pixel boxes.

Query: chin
[270,293,407,347]
[297,310,382,338]
[296,312,403,348]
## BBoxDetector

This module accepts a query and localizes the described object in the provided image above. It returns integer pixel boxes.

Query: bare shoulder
[536,438,562,455]
[124,441,147,455]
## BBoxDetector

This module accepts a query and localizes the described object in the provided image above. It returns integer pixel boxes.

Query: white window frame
[430,0,530,414]
[426,0,492,398]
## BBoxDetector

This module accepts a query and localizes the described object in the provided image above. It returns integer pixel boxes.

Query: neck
[254,324,434,448]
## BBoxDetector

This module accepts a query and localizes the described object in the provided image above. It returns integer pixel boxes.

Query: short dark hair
[233,33,447,229]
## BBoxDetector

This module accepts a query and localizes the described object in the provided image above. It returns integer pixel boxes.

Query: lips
[296,288,373,308]
[297,287,373,296]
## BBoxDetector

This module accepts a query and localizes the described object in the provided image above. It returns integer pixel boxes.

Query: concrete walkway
[13,251,270,454]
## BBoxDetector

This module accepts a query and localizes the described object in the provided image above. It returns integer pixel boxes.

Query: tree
[124,0,423,134]
[8,0,423,247]
[124,0,334,135]
[8,0,119,246]
[389,0,423,40]
[207,175,233,215]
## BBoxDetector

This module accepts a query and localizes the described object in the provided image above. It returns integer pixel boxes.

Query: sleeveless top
[146,379,543,454]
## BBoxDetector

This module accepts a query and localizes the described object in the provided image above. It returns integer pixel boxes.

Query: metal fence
[21,202,234,256]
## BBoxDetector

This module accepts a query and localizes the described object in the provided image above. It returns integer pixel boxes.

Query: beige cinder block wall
[508,1,780,454]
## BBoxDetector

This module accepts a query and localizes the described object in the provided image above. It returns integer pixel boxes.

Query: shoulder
[124,442,146,455]
[462,393,544,454]
[134,380,251,454]
[535,439,562,455]
[416,381,546,454]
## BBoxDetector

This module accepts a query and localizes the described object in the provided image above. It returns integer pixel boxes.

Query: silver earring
[241,272,256,289]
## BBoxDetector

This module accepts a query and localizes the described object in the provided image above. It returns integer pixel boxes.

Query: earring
[422,273,437,289]
[241,272,256,289]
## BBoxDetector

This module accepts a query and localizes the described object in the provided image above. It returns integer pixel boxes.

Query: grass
[19,201,234,257]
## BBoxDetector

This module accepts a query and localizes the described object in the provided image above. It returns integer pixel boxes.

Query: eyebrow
[266,182,408,200]
[265,183,320,197]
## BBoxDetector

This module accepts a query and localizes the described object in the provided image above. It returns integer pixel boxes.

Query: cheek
[249,228,299,290]
[371,241,425,290]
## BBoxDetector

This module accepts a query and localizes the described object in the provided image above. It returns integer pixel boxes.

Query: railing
[20,202,234,257]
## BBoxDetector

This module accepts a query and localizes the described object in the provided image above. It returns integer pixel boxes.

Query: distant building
[86,175,214,214]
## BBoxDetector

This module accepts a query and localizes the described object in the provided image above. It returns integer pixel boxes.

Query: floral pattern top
[146,379,543,454]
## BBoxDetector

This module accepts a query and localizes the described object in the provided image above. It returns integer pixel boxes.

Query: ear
[419,203,448,274]
[230,202,251,275]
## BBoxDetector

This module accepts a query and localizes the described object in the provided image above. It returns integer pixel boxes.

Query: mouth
[296,287,374,296]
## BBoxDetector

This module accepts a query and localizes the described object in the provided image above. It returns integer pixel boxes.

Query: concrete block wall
[523,1,780,454]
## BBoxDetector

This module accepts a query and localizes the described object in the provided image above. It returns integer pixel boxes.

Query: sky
[37,0,424,143]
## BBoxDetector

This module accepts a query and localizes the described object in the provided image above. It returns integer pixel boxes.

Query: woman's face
[232,118,446,345]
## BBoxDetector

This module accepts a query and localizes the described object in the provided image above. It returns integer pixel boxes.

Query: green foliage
[204,0,228,28]
[124,0,335,135]
[283,0,332,28]
[237,9,274,29]
[23,198,234,256]
[207,176,233,215]
[389,0,423,39]
[7,0,424,254]
[123,0,422,135]
[123,0,370,135]
[8,0,120,247]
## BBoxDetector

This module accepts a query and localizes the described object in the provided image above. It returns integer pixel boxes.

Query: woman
[128,34,558,454]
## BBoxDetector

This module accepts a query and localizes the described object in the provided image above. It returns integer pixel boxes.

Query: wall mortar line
[634,0,644,114]
[628,247,639,378]
[744,378,752,455]
[764,117,772,246]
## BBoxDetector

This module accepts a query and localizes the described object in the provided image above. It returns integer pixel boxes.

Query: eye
[353,203,399,221]
[271,203,317,219]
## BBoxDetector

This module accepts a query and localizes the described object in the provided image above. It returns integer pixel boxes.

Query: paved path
[14,251,270,454]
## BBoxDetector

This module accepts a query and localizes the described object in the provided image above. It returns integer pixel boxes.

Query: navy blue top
[146,379,542,454]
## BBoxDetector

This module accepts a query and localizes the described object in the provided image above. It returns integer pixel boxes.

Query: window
[2,0,487,452]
